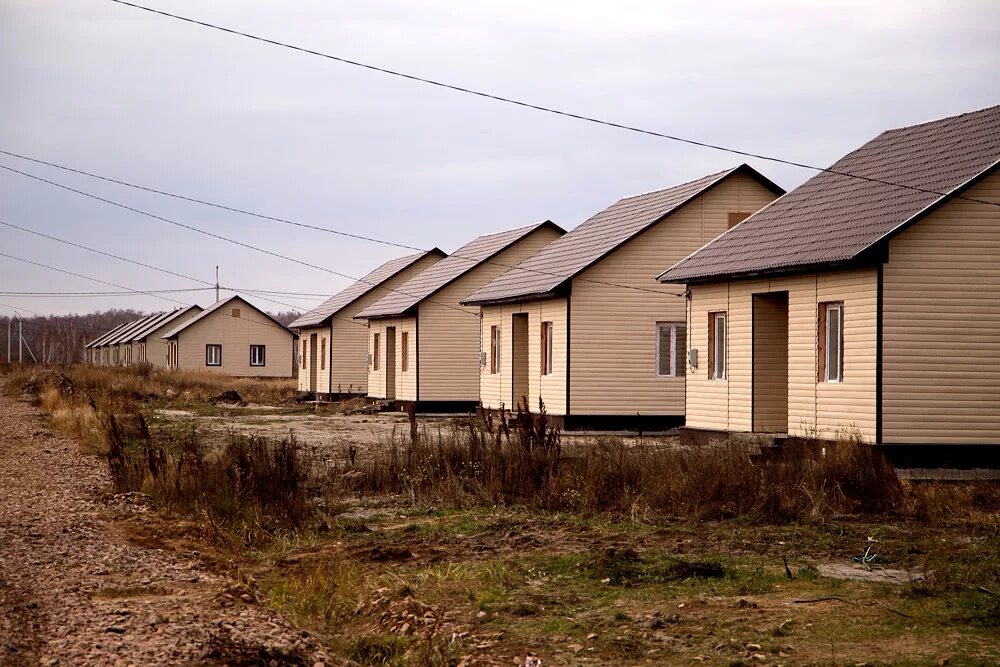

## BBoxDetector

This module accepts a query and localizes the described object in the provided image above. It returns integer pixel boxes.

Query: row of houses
[292,104,1000,453]
[85,296,298,377]
[83,105,1000,454]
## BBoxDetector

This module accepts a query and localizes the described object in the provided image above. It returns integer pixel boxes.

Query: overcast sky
[3,0,999,317]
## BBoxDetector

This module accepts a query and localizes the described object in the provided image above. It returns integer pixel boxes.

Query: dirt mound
[20,369,76,398]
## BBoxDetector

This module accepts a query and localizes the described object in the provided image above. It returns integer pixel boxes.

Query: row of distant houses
[86,105,1000,454]
[85,297,297,377]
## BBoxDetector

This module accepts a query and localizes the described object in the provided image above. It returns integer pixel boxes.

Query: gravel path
[0,394,328,666]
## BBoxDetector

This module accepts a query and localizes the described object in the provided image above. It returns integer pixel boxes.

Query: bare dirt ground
[153,409,681,462]
[0,393,327,666]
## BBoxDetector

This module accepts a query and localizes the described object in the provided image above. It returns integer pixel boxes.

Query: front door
[385,327,396,400]
[511,313,529,410]
[752,292,789,433]
[309,333,318,393]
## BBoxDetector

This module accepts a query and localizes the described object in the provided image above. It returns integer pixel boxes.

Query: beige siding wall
[366,317,417,400]
[419,226,563,403]
[142,309,202,369]
[570,174,778,416]
[685,269,877,440]
[297,326,332,393]
[175,298,295,377]
[478,299,569,415]
[883,171,1000,444]
[332,251,443,395]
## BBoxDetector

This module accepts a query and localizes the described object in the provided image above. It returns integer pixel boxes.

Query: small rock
[586,633,598,640]
[746,643,762,651]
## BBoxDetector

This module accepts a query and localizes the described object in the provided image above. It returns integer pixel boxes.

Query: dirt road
[0,394,326,666]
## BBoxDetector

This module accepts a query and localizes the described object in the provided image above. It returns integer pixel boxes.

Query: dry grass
[332,410,910,521]
[101,411,316,545]
[6,363,297,406]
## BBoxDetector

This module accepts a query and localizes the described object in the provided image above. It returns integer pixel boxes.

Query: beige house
[356,221,566,411]
[289,249,445,397]
[125,306,202,367]
[659,105,1000,463]
[85,320,135,365]
[161,295,297,377]
[463,166,783,429]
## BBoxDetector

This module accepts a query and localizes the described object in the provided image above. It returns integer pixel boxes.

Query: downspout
[329,320,333,396]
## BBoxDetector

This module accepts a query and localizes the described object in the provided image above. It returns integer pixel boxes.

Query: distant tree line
[0,307,302,365]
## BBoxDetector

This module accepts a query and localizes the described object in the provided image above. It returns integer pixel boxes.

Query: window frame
[818,301,845,383]
[708,312,727,381]
[541,321,554,376]
[373,332,381,371]
[655,322,686,377]
[206,344,222,367]
[320,337,326,370]
[250,344,266,367]
[401,331,409,372]
[489,325,501,374]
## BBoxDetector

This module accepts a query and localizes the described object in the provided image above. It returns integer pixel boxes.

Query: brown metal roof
[289,249,445,328]
[659,105,1000,283]
[462,165,783,305]
[356,221,565,319]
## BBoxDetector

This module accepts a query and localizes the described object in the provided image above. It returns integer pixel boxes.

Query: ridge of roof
[103,313,166,346]
[161,295,295,339]
[125,305,203,342]
[85,320,136,348]
[289,249,446,329]
[659,105,1000,283]
[356,220,565,319]
[462,165,782,306]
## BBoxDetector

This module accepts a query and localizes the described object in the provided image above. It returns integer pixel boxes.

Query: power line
[0,251,307,336]
[0,217,314,313]
[0,288,215,296]
[0,164,484,318]
[0,150,685,298]
[105,0,1000,209]
[0,251,190,306]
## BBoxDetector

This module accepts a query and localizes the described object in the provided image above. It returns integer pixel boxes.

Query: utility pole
[216,265,220,303]
[19,317,23,364]
[6,316,11,364]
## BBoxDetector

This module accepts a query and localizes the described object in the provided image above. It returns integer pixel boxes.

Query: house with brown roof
[658,105,1000,461]
[289,249,445,398]
[125,306,203,367]
[463,165,783,429]
[85,320,135,365]
[161,295,298,377]
[355,221,565,411]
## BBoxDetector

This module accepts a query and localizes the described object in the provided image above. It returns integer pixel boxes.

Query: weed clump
[334,405,904,521]
[101,410,314,545]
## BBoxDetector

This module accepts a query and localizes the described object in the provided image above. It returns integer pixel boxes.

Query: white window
[656,323,686,377]
[206,344,222,367]
[821,302,844,383]
[250,345,266,367]
[710,312,727,380]
[541,321,554,375]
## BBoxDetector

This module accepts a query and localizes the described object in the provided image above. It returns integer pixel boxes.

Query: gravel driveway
[0,394,327,666]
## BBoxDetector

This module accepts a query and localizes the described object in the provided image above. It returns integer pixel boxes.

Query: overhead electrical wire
[0,151,686,298]
[104,0,1000,209]
[0,164,493,318]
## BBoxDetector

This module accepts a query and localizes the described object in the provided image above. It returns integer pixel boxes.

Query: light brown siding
[883,170,1000,443]
[418,226,563,403]
[685,269,877,440]
[570,173,777,416]
[478,299,569,415]
[333,252,442,395]
[141,308,202,368]
[174,298,295,377]
[366,317,417,400]
[297,325,331,393]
